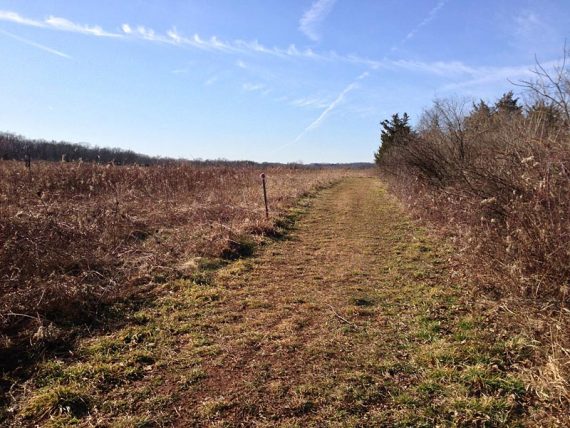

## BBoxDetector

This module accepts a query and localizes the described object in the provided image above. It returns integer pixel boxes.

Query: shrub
[376,91,569,303]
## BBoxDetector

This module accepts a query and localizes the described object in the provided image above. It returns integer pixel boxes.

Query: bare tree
[514,45,570,124]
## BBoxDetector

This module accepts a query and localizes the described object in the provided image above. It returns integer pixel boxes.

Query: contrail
[392,0,449,50]
[272,71,369,154]
[0,28,71,59]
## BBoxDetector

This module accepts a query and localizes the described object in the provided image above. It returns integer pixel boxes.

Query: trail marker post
[24,153,31,182]
[260,173,269,219]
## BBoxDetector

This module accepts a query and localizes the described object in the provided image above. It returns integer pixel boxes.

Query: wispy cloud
[0,8,557,86]
[290,96,331,109]
[513,10,547,42]
[0,9,481,76]
[242,82,267,92]
[299,0,337,42]
[514,10,542,33]
[439,60,560,92]
[392,0,448,50]
[0,10,118,37]
[389,59,476,76]
[44,16,118,37]
[0,28,71,58]
[241,82,271,95]
[510,9,557,55]
[0,11,45,27]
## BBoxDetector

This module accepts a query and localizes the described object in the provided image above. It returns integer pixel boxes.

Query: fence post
[260,173,269,219]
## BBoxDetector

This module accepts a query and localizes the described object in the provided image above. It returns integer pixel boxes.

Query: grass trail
[12,177,535,426]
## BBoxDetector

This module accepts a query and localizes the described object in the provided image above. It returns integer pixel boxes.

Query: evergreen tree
[472,100,492,117]
[374,113,413,164]
[465,100,492,131]
[494,91,522,115]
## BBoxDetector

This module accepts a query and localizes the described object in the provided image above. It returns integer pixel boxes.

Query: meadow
[2,67,569,424]
[0,150,567,425]
[0,161,353,361]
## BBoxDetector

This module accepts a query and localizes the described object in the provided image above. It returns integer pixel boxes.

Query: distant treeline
[0,132,372,169]
[0,132,172,165]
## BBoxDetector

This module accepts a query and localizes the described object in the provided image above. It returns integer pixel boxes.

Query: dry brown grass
[375,96,570,419]
[6,178,541,426]
[0,161,354,358]
[389,110,569,302]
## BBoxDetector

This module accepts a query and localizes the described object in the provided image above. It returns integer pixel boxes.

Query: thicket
[375,61,569,304]
[375,53,570,409]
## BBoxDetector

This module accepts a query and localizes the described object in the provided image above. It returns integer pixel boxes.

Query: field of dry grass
[0,161,355,370]
[2,177,562,426]
[1,166,566,425]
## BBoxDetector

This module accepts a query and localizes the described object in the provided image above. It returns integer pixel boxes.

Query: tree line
[0,132,373,169]
[0,132,170,165]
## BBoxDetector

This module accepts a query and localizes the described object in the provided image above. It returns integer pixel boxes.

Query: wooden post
[260,173,269,219]
[24,153,32,183]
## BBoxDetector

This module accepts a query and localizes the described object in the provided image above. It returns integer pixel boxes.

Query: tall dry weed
[375,83,570,416]
[0,162,352,357]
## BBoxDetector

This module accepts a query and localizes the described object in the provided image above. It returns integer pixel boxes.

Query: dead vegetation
[0,161,353,368]
[4,178,542,426]
[374,51,570,420]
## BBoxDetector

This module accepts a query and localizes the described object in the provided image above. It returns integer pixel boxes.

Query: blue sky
[0,1,568,163]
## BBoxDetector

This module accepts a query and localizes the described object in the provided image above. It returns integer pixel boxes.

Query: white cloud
[205,75,219,85]
[135,25,156,39]
[0,9,476,75]
[0,8,561,87]
[236,59,247,69]
[510,9,557,55]
[514,10,542,37]
[439,60,560,92]
[0,10,44,27]
[0,10,120,37]
[299,0,337,42]
[45,16,117,37]
[166,28,181,42]
[0,28,71,58]
[391,59,477,76]
[242,82,266,92]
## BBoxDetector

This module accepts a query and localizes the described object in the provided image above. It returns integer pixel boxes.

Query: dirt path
[14,177,533,426]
